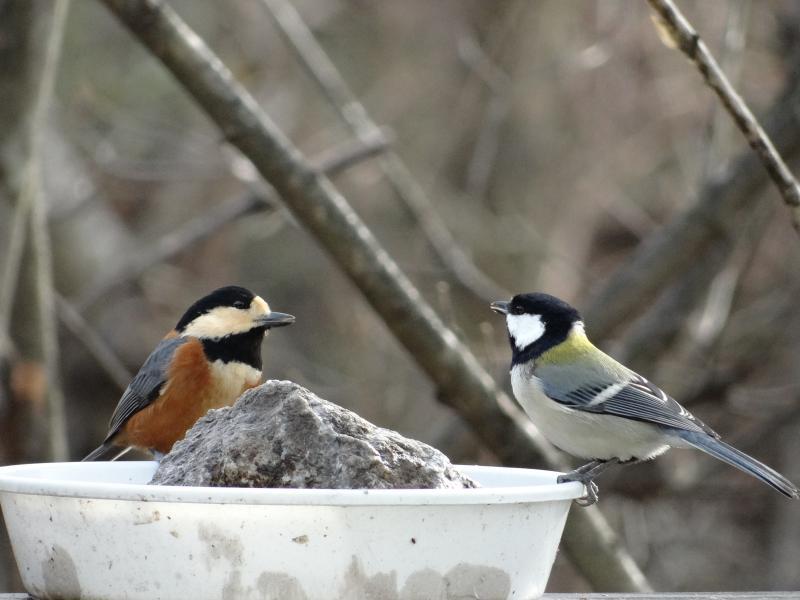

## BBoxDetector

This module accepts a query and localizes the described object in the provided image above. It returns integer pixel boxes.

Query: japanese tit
[491,292,799,505]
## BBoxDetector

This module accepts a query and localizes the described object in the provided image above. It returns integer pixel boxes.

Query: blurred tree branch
[648,0,800,232]
[585,72,800,340]
[0,0,71,461]
[677,288,796,408]
[260,0,510,304]
[99,0,651,591]
[615,201,770,374]
[0,201,30,362]
[77,192,270,310]
[26,0,71,461]
[697,0,750,180]
[310,126,392,176]
[613,0,754,373]
[77,131,390,310]
[457,35,511,201]
[55,295,131,391]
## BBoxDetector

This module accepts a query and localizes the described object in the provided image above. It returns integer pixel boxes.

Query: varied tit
[83,286,295,461]
[491,292,799,505]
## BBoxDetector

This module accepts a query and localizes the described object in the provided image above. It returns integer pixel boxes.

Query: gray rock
[150,380,477,489]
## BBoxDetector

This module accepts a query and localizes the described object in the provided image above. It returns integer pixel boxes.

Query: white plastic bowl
[0,462,582,600]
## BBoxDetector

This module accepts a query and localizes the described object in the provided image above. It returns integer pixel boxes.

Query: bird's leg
[558,458,621,482]
[557,458,621,506]
[564,459,605,476]
[110,446,134,461]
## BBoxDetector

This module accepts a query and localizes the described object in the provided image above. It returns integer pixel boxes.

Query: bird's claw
[575,480,599,506]
[557,473,599,507]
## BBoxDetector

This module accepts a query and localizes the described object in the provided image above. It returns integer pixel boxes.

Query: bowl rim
[0,462,584,506]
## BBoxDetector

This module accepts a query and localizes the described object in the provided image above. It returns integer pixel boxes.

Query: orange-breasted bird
[83,286,295,461]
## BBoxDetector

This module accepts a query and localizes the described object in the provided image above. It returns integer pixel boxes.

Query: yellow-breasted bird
[83,286,294,461]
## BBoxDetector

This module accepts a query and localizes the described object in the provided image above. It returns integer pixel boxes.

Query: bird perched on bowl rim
[83,286,295,461]
[490,292,799,505]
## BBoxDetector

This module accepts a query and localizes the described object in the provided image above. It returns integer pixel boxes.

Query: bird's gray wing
[104,336,190,442]
[540,372,717,437]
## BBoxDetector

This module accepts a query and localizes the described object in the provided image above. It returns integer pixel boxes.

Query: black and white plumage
[491,292,799,504]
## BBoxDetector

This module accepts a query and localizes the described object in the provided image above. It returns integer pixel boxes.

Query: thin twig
[77,133,387,310]
[611,247,726,372]
[22,0,71,461]
[0,200,32,361]
[458,36,511,200]
[309,126,393,176]
[648,0,800,232]
[690,255,742,350]
[77,192,270,310]
[56,295,131,391]
[697,0,750,181]
[614,4,759,371]
[260,0,510,303]
[585,70,800,340]
[99,0,651,591]
[677,287,796,407]
[613,198,766,377]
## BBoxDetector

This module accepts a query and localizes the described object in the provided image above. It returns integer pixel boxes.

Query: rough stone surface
[150,380,477,489]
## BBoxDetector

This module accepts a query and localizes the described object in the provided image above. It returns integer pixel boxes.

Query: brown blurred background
[1,0,799,593]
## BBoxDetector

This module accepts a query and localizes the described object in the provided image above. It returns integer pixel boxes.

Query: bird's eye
[233,300,248,309]
[512,306,525,315]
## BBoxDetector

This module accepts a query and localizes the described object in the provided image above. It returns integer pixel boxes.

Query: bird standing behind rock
[83,286,295,461]
[150,379,477,490]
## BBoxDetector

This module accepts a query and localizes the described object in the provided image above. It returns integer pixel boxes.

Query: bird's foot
[557,472,599,506]
[576,480,599,506]
[556,458,620,506]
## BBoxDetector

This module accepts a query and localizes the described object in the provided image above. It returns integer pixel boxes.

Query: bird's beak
[256,311,295,328]
[490,300,510,315]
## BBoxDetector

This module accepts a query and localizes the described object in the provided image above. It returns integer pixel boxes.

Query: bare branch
[77,192,271,310]
[56,295,131,391]
[648,0,800,232]
[612,249,726,372]
[612,196,770,374]
[697,0,750,180]
[76,134,385,310]
[677,288,796,407]
[260,0,510,303]
[458,36,512,200]
[585,73,800,340]
[309,127,393,176]
[0,199,32,360]
[98,0,651,591]
[20,0,71,460]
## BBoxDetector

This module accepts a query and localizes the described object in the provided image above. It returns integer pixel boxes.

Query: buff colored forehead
[252,296,270,314]
[180,295,271,339]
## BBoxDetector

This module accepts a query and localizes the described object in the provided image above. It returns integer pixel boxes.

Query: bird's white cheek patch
[507,313,545,350]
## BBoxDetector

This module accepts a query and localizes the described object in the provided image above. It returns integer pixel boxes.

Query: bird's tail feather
[81,443,130,462]
[678,431,798,499]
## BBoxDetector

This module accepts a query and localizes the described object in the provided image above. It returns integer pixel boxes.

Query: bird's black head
[175,285,295,338]
[490,292,582,365]
[175,286,255,332]
[174,285,295,370]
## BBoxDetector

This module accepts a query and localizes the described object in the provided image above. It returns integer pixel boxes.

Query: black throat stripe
[201,328,264,370]
[510,319,572,367]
